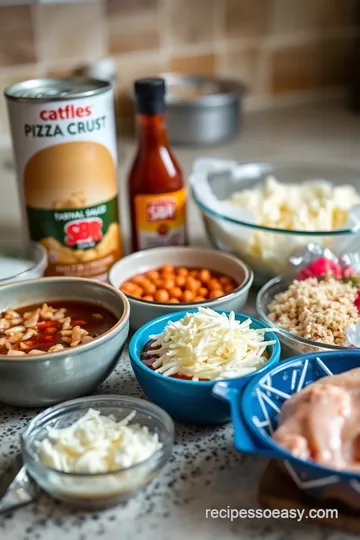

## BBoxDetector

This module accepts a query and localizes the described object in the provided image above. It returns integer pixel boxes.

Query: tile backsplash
[0,5,36,66]
[0,0,357,144]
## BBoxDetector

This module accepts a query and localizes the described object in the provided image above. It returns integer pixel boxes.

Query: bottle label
[26,196,122,279]
[134,188,187,249]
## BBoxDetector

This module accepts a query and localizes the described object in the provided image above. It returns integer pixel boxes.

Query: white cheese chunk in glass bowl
[191,161,360,285]
[21,396,174,509]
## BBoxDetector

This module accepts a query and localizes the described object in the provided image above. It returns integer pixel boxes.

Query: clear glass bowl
[21,395,175,509]
[0,240,47,285]
[191,162,360,286]
[256,276,348,358]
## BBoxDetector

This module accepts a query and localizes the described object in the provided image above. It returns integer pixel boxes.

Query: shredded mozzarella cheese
[147,307,276,381]
[37,409,162,474]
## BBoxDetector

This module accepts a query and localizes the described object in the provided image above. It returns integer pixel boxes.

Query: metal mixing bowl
[162,73,246,146]
[128,73,246,146]
[0,277,130,407]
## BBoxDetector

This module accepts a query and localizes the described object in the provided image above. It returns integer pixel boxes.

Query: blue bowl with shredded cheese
[129,308,280,424]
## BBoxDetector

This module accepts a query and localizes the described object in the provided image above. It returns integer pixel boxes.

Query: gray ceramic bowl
[0,278,130,407]
[108,247,253,329]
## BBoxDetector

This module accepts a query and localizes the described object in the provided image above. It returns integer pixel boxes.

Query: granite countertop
[0,100,360,540]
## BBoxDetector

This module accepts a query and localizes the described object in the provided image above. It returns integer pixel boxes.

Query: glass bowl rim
[191,160,360,236]
[21,395,175,478]
[0,241,47,283]
[256,276,350,351]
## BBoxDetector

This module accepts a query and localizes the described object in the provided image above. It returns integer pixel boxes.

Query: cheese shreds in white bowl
[37,409,162,474]
[147,307,276,381]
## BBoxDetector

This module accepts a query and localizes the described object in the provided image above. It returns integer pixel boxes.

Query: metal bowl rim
[127,72,247,107]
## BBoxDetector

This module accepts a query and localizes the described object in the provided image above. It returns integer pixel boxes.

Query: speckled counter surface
[0,345,351,540]
[1,100,360,540]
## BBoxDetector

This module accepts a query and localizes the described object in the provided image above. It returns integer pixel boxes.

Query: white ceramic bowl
[108,247,253,329]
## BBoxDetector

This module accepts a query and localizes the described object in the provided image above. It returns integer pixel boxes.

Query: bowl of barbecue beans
[108,247,253,329]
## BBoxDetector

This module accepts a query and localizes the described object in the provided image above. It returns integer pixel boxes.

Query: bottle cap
[134,77,166,115]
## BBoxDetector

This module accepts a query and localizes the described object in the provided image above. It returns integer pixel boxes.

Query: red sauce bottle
[128,78,187,252]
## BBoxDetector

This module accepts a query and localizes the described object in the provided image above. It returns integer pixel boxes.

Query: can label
[134,188,186,249]
[6,87,122,279]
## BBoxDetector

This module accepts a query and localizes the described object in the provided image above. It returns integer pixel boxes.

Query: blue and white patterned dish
[213,351,360,509]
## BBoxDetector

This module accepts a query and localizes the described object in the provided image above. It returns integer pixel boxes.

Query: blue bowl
[213,350,360,509]
[129,309,280,424]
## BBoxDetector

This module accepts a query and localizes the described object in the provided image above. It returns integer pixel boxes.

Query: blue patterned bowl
[213,351,360,509]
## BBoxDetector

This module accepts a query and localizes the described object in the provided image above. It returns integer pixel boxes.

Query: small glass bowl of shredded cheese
[129,307,280,424]
[21,395,174,508]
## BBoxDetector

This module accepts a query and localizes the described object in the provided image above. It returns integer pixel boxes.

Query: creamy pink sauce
[273,368,360,470]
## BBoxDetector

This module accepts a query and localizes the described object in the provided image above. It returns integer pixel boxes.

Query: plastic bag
[288,242,360,281]
[288,242,360,347]
[345,323,360,347]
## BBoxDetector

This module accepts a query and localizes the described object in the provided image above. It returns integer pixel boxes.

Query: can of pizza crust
[4,77,123,280]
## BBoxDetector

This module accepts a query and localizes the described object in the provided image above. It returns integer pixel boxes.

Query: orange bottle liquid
[128,78,187,252]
